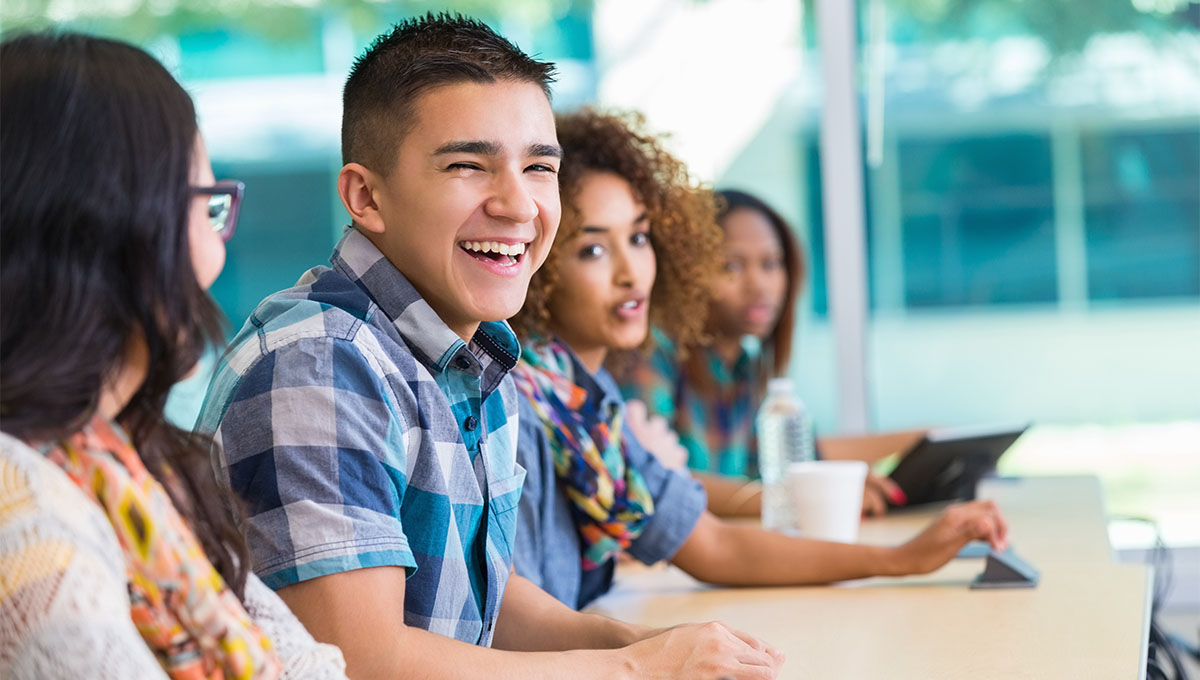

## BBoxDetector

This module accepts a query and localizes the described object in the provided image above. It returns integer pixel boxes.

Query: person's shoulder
[0,435,171,677]
[0,432,124,564]
[2,432,80,508]
[652,329,683,367]
[592,365,625,400]
[650,326,677,354]
[198,265,414,433]
[240,265,378,350]
[215,264,413,385]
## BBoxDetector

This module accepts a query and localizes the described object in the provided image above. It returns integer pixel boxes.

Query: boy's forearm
[492,574,649,652]
[359,624,636,680]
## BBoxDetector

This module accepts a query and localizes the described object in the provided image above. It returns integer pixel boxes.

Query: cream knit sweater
[0,432,347,679]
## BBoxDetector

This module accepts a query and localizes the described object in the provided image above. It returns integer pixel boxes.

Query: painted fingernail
[889,487,908,505]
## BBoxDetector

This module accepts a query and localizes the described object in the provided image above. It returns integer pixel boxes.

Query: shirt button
[464,416,478,431]
[455,356,471,370]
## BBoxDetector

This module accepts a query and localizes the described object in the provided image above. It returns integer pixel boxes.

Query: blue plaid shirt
[196,228,525,646]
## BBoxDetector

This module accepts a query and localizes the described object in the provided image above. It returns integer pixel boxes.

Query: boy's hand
[890,500,1009,575]
[625,399,689,471]
[622,621,784,679]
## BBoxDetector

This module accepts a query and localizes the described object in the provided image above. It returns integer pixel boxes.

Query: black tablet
[887,424,1028,507]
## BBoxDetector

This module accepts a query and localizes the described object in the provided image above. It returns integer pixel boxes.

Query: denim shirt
[512,351,706,609]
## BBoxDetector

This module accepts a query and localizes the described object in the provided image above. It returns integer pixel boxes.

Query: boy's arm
[278,566,783,680]
[671,501,1008,586]
[491,572,646,652]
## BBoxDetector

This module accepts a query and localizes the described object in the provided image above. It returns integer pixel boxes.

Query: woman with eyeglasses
[0,33,346,679]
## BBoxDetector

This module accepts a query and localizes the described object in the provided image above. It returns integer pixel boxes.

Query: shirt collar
[330,227,520,375]
[557,342,623,416]
[701,334,763,382]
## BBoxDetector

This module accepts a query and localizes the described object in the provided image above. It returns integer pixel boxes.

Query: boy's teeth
[462,240,527,256]
[621,300,638,309]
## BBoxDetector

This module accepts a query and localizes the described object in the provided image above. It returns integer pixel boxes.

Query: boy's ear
[338,162,386,234]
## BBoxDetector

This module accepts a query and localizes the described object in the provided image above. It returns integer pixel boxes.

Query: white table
[587,476,1152,679]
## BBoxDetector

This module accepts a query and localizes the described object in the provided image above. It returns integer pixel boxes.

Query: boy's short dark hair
[342,12,557,173]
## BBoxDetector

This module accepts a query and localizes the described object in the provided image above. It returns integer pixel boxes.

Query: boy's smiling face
[364,80,561,339]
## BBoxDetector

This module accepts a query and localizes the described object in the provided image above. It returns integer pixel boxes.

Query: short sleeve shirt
[512,349,706,609]
[196,228,525,647]
[618,328,765,478]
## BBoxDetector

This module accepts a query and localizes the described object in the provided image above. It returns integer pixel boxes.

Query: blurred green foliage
[1,0,582,43]
[887,0,1195,52]
[3,0,1193,56]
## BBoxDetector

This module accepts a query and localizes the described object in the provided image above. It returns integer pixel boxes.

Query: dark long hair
[712,189,806,378]
[0,33,250,596]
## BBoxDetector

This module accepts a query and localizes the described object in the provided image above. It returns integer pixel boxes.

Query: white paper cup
[785,460,868,543]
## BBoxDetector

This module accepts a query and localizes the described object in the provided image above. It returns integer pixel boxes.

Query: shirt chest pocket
[486,467,526,552]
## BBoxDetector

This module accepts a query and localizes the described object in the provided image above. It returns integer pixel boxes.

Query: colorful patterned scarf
[511,341,655,570]
[43,415,281,680]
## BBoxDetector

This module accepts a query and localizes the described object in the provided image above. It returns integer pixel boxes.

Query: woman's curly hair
[512,109,723,355]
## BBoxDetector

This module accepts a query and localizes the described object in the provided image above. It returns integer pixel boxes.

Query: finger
[964,502,1005,550]
[728,627,769,654]
[873,475,906,506]
[724,663,777,680]
[723,629,774,668]
[861,488,885,517]
[989,503,1010,549]
[866,474,907,507]
[625,399,648,425]
[967,513,1003,552]
[670,447,688,470]
[730,645,775,669]
[729,652,777,671]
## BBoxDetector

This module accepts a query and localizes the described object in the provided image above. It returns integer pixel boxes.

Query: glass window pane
[1082,127,1200,301]
[862,0,1200,545]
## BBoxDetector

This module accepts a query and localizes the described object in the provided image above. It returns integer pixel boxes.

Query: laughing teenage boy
[196,13,782,680]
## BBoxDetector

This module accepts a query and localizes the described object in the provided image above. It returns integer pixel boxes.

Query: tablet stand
[970,549,1041,589]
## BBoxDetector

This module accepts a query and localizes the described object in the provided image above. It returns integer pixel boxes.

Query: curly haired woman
[509,109,1009,611]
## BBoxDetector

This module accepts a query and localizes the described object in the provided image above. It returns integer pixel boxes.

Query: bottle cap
[766,377,794,396]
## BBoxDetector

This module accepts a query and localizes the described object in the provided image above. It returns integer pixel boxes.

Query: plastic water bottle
[756,377,814,532]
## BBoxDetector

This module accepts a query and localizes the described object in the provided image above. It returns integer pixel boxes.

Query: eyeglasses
[192,180,245,242]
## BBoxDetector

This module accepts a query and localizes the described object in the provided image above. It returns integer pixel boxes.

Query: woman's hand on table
[889,500,1009,575]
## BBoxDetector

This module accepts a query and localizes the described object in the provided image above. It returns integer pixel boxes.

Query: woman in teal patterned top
[617,190,924,517]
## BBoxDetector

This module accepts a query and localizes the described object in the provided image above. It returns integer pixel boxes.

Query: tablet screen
[887,424,1028,507]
